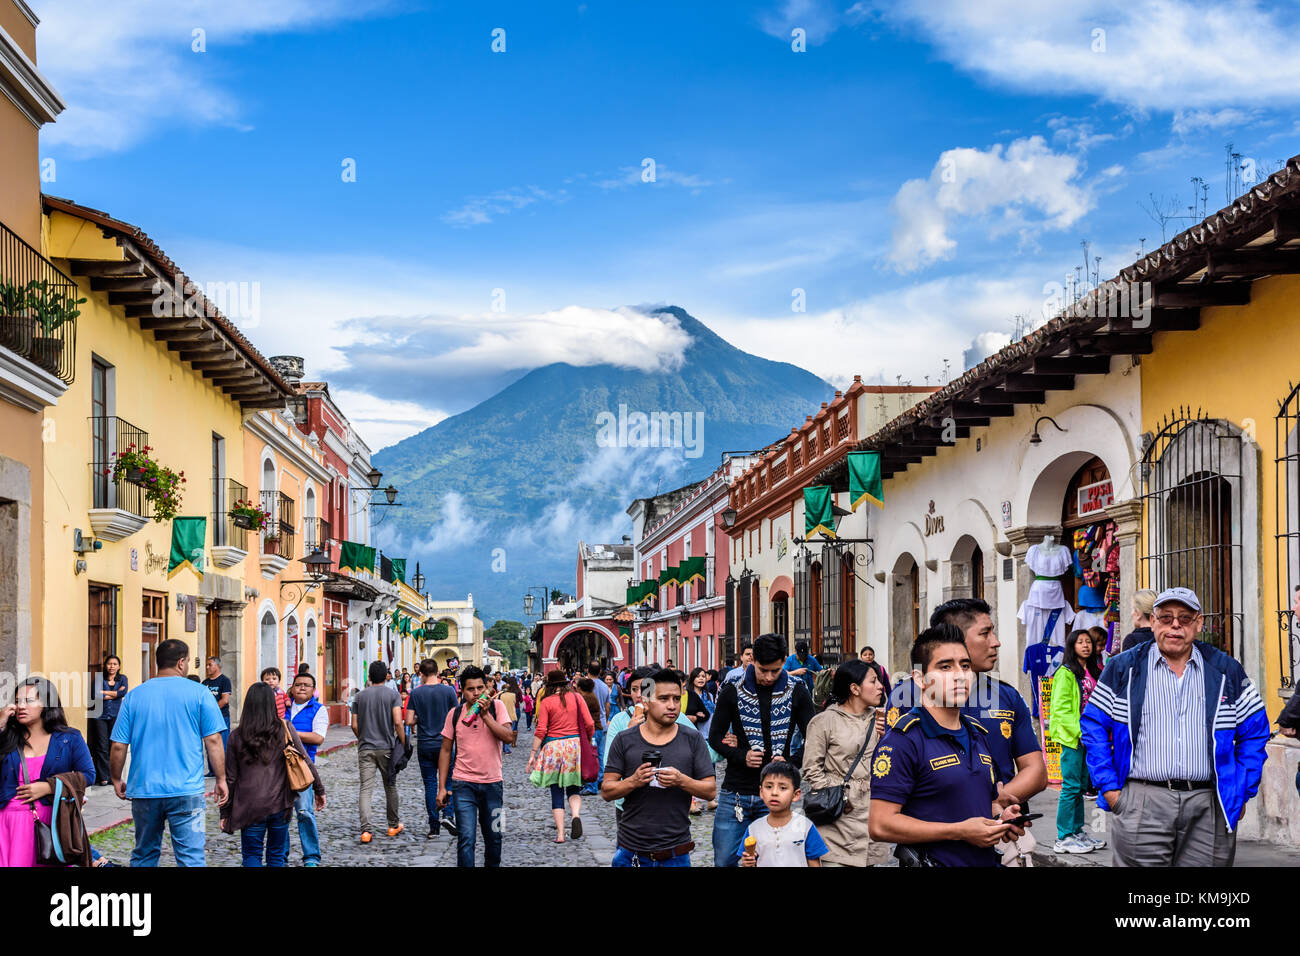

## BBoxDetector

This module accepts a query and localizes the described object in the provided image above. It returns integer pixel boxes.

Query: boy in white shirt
[738,763,828,867]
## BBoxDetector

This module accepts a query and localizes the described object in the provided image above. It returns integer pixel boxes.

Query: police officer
[869,624,1025,866]
[884,598,1046,813]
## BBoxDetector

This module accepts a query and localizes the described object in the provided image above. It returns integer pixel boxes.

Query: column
[195,596,214,673]
[1004,523,1062,703]
[1104,499,1143,652]
[216,601,247,721]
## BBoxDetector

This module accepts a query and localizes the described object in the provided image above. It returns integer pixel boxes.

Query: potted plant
[229,498,271,531]
[28,279,86,374]
[108,444,185,521]
[263,530,282,554]
[0,280,33,354]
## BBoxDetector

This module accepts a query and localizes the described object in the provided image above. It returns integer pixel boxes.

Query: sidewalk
[84,724,358,835]
[1030,784,1300,866]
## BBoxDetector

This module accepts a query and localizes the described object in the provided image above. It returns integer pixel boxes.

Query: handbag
[573,696,599,784]
[803,713,876,826]
[18,752,63,865]
[282,722,315,793]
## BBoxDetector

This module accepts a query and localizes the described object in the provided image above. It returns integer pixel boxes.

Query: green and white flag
[804,485,837,539]
[848,451,884,510]
[167,517,206,579]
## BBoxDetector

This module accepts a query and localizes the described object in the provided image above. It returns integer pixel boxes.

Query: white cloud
[377,491,476,554]
[864,0,1300,114]
[328,388,446,451]
[31,0,392,155]
[759,0,842,45]
[1171,108,1257,135]
[442,186,569,227]
[886,136,1094,272]
[594,165,716,191]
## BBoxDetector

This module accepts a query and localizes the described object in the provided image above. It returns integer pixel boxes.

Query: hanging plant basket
[125,466,147,485]
[233,513,256,530]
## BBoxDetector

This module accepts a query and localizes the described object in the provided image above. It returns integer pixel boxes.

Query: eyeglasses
[1154,613,1199,626]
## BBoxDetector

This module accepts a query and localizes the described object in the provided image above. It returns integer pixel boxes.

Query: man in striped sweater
[1081,587,1270,867]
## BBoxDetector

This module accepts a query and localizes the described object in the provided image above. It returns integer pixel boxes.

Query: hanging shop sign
[1077,479,1114,518]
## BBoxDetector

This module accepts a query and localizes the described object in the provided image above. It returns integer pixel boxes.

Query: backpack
[812,666,837,711]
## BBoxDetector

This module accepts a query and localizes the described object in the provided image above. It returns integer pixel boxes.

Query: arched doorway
[555,628,615,674]
[285,614,299,676]
[1061,456,1112,609]
[840,549,856,659]
[809,560,823,656]
[949,534,986,602]
[304,617,317,678]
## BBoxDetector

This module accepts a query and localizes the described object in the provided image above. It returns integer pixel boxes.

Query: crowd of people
[0,580,1287,867]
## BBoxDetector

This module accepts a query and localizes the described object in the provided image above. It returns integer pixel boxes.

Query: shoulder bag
[18,751,66,865]
[571,694,599,783]
[803,714,875,826]
[282,722,315,793]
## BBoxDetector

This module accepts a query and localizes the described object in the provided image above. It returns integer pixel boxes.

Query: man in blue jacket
[1081,587,1269,867]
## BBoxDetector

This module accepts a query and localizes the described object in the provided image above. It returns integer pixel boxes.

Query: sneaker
[387,823,404,837]
[305,861,319,867]
[442,818,459,838]
[360,831,373,844]
[1053,835,1094,854]
[1075,831,1107,849]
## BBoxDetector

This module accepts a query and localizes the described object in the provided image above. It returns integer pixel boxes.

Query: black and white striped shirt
[1130,643,1211,782]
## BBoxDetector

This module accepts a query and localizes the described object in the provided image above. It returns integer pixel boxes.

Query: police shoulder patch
[872,753,893,778]
[886,706,901,727]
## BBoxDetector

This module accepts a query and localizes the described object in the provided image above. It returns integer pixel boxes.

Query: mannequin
[1018,532,1074,718]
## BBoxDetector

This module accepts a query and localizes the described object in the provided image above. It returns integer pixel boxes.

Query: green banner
[391,608,401,630]
[338,540,371,574]
[658,564,679,587]
[401,616,411,635]
[679,555,707,584]
[804,485,837,539]
[848,450,884,510]
[626,584,642,606]
[391,558,406,584]
[167,517,206,578]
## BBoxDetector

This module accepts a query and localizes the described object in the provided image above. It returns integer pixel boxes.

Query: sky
[28,0,1300,450]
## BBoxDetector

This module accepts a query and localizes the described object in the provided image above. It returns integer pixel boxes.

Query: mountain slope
[372,307,835,624]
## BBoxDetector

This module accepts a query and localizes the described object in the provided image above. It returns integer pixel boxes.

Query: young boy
[261,666,289,718]
[738,763,828,867]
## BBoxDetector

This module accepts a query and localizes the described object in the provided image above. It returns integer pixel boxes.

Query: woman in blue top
[89,655,127,786]
[0,676,95,867]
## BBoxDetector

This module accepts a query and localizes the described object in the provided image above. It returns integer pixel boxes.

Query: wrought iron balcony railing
[89,416,151,517]
[0,220,79,385]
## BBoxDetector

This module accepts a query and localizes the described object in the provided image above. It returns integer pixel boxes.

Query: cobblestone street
[90,731,725,867]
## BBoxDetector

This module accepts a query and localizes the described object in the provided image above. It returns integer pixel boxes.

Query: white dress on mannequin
[1017,540,1075,649]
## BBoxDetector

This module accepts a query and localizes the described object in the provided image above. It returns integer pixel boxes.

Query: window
[1277,383,1300,688]
[1140,414,1244,657]
[970,545,984,601]
[141,591,166,680]
[91,360,111,508]
[211,434,226,546]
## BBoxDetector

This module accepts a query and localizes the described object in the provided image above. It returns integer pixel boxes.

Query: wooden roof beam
[951,401,1014,418]
[1033,355,1111,375]
[63,259,146,278]
[1153,283,1250,309]
[1069,334,1152,355]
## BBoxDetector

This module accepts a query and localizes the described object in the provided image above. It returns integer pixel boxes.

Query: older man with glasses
[1081,587,1270,867]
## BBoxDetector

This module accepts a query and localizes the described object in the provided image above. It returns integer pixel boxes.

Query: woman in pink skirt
[0,676,95,867]
[525,670,594,843]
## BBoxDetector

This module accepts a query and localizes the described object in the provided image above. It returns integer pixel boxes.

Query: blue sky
[30,0,1300,448]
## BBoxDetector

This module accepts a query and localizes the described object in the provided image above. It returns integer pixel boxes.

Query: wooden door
[141,591,167,680]
[88,583,117,674]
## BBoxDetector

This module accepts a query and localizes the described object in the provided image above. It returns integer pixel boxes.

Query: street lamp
[366,466,382,489]
[721,508,737,529]
[524,593,534,616]
[411,561,425,593]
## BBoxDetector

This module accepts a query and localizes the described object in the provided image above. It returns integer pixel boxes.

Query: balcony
[88,416,151,541]
[258,489,295,577]
[211,478,249,569]
[0,220,79,386]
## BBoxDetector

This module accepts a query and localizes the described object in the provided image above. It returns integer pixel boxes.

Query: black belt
[619,841,694,862]
[1132,778,1213,792]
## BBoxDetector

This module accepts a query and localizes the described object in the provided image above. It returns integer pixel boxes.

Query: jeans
[611,847,691,867]
[1057,744,1087,841]
[241,809,291,867]
[451,779,503,867]
[294,786,320,864]
[712,789,768,867]
[131,793,207,867]
[417,748,454,833]
[88,718,114,784]
[358,748,399,833]
[582,729,607,794]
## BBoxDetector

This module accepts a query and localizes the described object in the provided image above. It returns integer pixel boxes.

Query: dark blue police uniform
[884,673,1039,785]
[869,707,1001,867]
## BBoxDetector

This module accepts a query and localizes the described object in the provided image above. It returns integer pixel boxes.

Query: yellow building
[1128,161,1300,844]
[424,595,486,671]
[39,196,292,727]
[0,0,63,682]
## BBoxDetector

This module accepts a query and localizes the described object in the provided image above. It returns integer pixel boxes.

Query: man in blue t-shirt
[884,598,1046,814]
[783,640,822,693]
[406,658,460,837]
[110,639,228,867]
